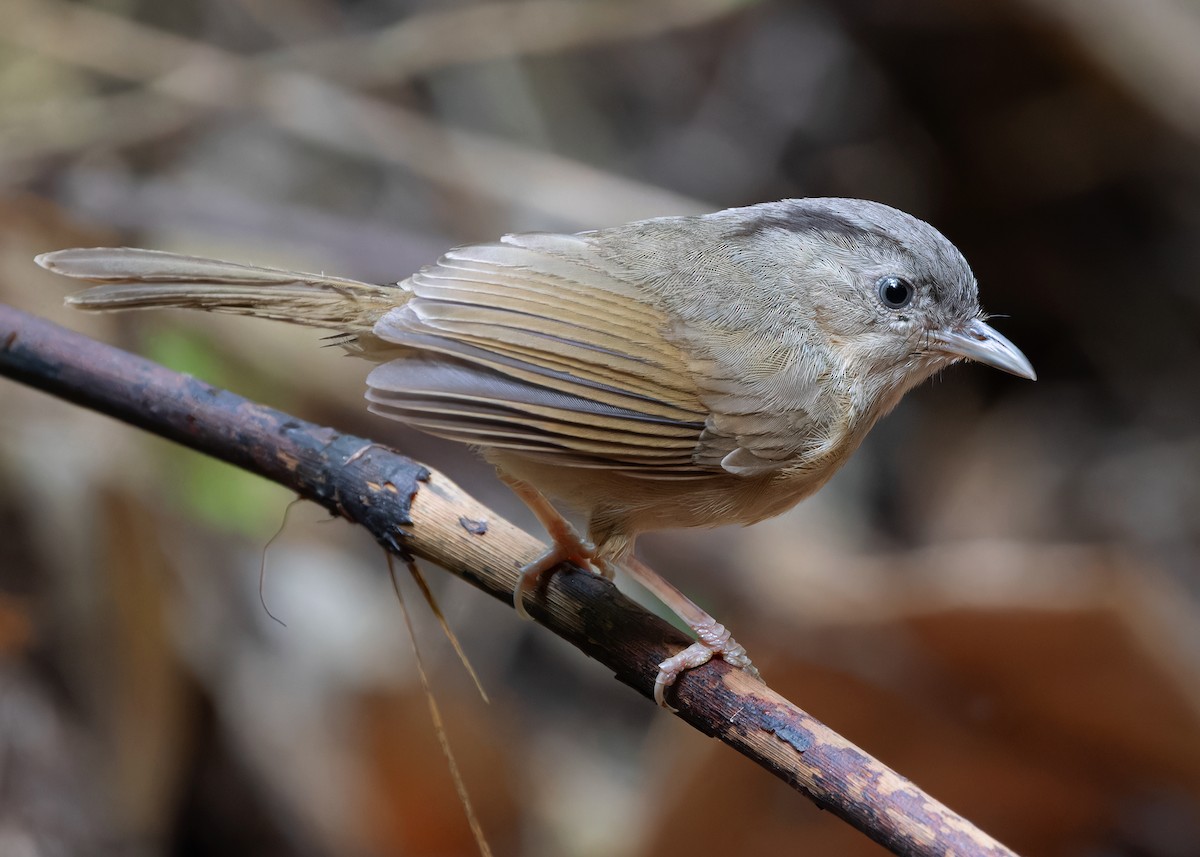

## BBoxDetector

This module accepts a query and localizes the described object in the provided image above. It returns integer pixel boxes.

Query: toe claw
[513,577,534,621]
[512,549,566,621]
[654,642,717,708]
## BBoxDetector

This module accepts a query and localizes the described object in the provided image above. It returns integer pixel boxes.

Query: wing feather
[367,236,713,475]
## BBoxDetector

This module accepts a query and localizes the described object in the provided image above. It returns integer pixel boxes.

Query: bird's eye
[876,275,914,309]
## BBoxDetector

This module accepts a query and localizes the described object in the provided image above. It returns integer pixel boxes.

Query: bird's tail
[36,247,404,333]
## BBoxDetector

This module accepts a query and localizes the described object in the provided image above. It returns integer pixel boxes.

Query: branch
[0,303,1016,857]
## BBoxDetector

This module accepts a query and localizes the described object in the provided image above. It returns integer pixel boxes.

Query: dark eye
[876,275,914,309]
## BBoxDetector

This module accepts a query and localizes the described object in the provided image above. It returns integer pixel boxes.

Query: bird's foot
[498,474,612,619]
[513,521,607,620]
[654,619,760,709]
[619,556,760,709]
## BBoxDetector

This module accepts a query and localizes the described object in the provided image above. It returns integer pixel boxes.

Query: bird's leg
[622,556,760,708]
[499,474,608,620]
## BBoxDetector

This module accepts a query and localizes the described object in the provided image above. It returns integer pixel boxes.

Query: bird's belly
[487,449,838,559]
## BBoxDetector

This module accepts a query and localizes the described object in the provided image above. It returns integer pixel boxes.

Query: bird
[36,198,1035,706]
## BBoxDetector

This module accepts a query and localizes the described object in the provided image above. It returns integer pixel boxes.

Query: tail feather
[37,247,405,332]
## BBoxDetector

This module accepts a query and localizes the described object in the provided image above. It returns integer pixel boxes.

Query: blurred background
[2,0,1199,854]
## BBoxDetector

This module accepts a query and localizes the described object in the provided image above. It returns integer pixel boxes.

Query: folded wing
[367,234,713,478]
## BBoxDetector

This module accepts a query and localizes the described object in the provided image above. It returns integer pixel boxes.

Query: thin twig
[0,303,1018,857]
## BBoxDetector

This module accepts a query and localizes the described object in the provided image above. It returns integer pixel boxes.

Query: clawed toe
[500,474,613,618]
[653,621,759,709]
[512,536,601,620]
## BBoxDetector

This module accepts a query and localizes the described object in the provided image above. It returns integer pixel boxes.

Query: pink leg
[622,556,759,708]
[499,475,607,620]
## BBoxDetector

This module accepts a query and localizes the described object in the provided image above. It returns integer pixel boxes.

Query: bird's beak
[932,318,1036,380]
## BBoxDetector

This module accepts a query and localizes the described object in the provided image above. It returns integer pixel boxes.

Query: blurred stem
[0,303,1016,857]
[3,0,707,224]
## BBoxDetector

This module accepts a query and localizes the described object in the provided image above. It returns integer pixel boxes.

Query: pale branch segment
[0,303,1016,857]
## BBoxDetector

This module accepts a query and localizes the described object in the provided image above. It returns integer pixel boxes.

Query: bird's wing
[366,233,715,478]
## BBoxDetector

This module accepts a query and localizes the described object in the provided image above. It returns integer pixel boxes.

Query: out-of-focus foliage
[1,1,1198,855]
